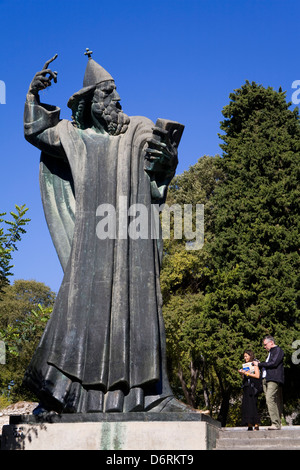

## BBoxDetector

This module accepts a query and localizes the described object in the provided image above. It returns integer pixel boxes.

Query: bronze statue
[23,50,186,414]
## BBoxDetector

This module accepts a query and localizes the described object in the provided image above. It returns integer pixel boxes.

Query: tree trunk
[198,367,211,410]
[177,363,198,408]
[215,370,230,426]
[217,392,230,427]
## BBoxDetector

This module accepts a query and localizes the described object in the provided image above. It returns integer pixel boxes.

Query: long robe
[23,99,174,413]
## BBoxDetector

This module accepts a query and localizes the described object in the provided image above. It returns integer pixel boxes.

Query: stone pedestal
[1,412,220,450]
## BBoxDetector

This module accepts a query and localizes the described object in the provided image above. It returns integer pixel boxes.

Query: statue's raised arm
[24,54,65,159]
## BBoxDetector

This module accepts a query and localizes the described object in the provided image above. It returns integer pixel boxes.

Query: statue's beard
[92,101,130,135]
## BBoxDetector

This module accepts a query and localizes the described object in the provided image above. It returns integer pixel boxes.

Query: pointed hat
[67,50,114,109]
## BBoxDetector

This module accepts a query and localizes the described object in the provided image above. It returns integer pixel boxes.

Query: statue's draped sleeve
[24,96,75,271]
[24,95,65,158]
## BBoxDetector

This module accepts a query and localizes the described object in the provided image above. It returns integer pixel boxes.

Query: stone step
[216,444,300,450]
[218,429,300,439]
[216,439,300,450]
[214,426,300,450]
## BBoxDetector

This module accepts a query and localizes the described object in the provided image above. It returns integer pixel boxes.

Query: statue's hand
[144,127,178,175]
[28,54,58,96]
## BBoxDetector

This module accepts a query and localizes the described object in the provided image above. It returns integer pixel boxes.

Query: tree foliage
[0,205,30,294]
[0,280,55,402]
[162,82,300,425]
[162,156,225,413]
[161,156,223,300]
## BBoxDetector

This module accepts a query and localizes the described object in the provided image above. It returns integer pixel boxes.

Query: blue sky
[0,0,299,293]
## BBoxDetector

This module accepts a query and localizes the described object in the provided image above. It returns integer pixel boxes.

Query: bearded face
[91,81,130,135]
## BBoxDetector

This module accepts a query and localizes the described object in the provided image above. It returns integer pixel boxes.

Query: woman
[239,350,262,430]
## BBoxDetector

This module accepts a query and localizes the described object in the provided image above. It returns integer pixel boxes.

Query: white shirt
[262,352,270,378]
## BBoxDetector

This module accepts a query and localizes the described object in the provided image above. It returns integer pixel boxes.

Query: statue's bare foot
[148,397,198,413]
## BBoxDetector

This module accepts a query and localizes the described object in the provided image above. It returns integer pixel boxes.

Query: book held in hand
[242,362,255,374]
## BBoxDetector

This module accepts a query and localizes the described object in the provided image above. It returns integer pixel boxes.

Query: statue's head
[90,80,130,135]
[68,50,130,135]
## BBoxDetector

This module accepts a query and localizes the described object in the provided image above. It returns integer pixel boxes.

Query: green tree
[162,83,300,425]
[161,156,224,412]
[0,205,30,294]
[161,155,223,300]
[206,81,300,424]
[0,280,55,402]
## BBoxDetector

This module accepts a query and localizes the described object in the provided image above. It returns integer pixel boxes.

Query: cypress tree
[211,81,299,334]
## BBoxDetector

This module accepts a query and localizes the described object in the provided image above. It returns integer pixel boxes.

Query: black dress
[241,375,261,426]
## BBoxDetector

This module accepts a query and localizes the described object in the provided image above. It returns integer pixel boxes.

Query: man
[23,51,186,413]
[253,335,284,430]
